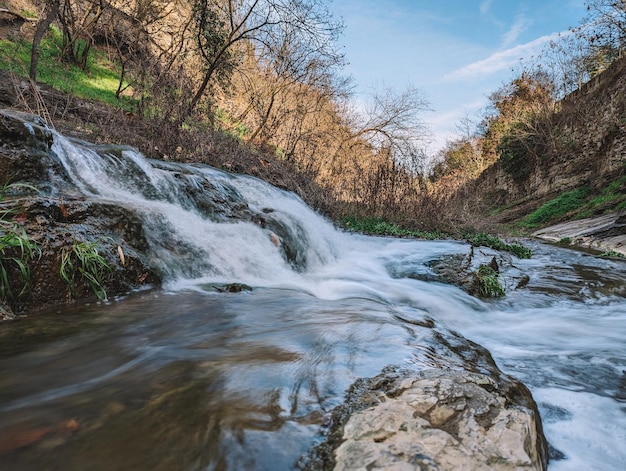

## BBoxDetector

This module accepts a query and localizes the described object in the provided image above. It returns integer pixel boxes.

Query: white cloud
[479,0,493,15]
[502,14,532,48]
[426,100,486,154]
[442,32,562,82]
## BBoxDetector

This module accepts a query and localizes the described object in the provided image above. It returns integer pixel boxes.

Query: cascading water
[0,131,624,470]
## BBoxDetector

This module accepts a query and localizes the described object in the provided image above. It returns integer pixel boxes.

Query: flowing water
[0,134,625,470]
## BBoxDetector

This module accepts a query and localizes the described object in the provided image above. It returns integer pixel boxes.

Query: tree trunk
[29,0,62,82]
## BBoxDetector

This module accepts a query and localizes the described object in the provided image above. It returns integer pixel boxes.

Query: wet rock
[426,246,529,298]
[301,367,548,471]
[201,283,253,293]
[0,303,15,321]
[0,109,61,192]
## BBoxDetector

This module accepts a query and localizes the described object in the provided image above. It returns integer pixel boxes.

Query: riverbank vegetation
[0,0,624,237]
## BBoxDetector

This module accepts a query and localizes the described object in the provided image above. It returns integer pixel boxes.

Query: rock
[0,110,160,311]
[425,246,529,298]
[0,303,15,321]
[301,368,548,471]
[533,212,626,256]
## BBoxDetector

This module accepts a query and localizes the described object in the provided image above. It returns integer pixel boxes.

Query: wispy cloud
[502,14,532,48]
[479,0,493,16]
[442,32,562,82]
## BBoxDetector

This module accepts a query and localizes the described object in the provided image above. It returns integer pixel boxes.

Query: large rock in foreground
[301,368,548,471]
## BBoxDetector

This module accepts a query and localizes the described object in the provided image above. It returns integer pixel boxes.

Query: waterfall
[50,135,342,287]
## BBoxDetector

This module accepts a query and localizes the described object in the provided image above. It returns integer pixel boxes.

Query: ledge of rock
[300,367,548,471]
[533,212,626,256]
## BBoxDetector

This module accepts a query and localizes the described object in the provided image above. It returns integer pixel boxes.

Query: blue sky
[329,0,588,152]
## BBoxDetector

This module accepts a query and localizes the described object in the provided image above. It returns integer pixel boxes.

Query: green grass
[597,250,625,258]
[0,183,40,304]
[475,265,505,298]
[519,187,590,229]
[587,175,626,209]
[60,240,111,300]
[518,176,626,230]
[462,230,533,259]
[341,216,446,240]
[0,27,133,110]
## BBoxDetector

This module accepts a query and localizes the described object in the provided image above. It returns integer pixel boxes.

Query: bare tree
[339,84,431,174]
[183,0,343,123]
[582,0,626,57]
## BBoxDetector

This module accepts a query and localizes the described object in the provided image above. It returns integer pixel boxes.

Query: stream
[0,130,625,470]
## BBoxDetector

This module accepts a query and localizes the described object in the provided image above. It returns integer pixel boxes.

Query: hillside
[477,56,624,224]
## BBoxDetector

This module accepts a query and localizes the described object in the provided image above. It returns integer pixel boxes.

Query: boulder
[301,367,548,471]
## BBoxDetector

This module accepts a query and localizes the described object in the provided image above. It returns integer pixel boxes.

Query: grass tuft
[0,182,40,303]
[60,240,111,300]
[475,265,505,298]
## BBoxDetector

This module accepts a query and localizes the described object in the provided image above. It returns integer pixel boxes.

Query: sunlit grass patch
[0,28,133,110]
[519,187,590,229]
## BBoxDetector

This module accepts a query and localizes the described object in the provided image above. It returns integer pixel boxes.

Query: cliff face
[472,56,626,222]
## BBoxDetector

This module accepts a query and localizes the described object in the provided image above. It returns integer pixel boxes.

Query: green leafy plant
[475,265,505,298]
[0,223,40,302]
[341,216,446,240]
[60,240,111,300]
[462,230,533,259]
[597,250,625,258]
